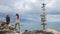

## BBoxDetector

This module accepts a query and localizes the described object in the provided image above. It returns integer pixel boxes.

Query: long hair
[16,13,19,19]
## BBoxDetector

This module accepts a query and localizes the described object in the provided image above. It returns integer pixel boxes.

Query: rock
[22,30,54,34]
[9,25,15,30]
[0,21,6,26]
[22,30,33,34]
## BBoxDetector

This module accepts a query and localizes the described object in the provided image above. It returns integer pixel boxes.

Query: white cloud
[46,0,56,9]
[18,4,31,10]
[0,0,60,15]
[31,0,37,3]
[14,1,32,11]
[0,5,12,12]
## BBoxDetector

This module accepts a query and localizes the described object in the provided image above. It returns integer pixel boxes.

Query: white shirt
[15,16,20,23]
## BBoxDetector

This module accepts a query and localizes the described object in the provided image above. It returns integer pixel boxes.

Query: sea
[0,12,60,32]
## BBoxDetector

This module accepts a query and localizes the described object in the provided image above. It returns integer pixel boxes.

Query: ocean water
[10,21,60,32]
[0,17,60,32]
[0,12,60,32]
[20,22,60,32]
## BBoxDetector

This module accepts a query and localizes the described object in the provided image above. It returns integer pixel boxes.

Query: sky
[0,0,60,25]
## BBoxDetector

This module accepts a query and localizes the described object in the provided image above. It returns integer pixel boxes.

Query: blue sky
[0,0,60,24]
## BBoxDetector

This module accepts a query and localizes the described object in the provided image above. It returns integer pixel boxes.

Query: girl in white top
[15,13,20,33]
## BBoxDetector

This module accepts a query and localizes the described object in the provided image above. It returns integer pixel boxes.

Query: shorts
[15,20,20,23]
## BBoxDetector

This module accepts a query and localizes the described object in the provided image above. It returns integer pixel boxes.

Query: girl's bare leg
[17,22,20,33]
[15,23,17,29]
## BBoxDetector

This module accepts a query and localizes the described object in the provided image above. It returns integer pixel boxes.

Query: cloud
[0,0,60,16]
[14,0,39,11]
[14,2,31,11]
[31,0,37,3]
[41,0,60,15]
[46,0,56,9]
[0,0,59,15]
[0,5,12,12]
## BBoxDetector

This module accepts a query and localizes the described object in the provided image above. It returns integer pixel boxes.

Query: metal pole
[41,3,47,30]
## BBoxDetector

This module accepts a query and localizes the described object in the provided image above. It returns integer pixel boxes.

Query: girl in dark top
[5,14,10,29]
[6,14,10,25]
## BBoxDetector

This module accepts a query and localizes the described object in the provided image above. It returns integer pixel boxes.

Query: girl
[15,13,20,33]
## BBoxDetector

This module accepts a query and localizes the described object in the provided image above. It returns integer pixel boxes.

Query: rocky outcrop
[46,29,60,34]
[0,21,20,34]
[22,30,53,34]
[22,29,60,34]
